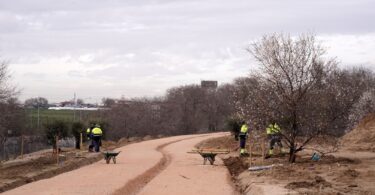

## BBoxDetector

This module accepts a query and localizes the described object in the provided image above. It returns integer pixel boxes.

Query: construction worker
[239,121,249,156]
[265,122,282,158]
[91,124,103,152]
[86,123,95,152]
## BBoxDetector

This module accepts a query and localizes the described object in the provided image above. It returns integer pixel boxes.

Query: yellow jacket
[240,124,249,134]
[266,123,281,135]
[92,127,103,136]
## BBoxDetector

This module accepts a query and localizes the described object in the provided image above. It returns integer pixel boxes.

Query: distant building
[48,107,99,111]
[48,101,99,111]
[201,80,218,89]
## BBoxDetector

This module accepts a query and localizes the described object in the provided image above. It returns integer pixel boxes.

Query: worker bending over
[265,122,282,158]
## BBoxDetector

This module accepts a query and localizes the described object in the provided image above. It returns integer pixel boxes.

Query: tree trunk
[52,142,57,153]
[75,136,80,149]
[289,147,297,163]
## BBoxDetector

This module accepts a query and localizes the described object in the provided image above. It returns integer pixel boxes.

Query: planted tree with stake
[247,33,337,162]
[44,120,69,152]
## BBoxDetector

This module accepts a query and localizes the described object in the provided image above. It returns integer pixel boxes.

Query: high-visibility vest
[92,127,103,136]
[266,123,281,135]
[86,128,91,135]
[240,124,248,134]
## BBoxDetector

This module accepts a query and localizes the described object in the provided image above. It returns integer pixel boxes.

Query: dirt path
[3,132,234,195]
[138,133,237,195]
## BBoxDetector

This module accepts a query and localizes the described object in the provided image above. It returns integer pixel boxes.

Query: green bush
[225,117,241,140]
[44,120,70,150]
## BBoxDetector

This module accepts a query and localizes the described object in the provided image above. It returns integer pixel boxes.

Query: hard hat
[95,124,101,128]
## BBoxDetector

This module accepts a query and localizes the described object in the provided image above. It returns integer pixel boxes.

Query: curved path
[3,132,235,195]
[138,133,236,195]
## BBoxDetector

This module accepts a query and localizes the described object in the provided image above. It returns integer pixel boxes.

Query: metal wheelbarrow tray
[103,151,121,164]
[188,148,229,165]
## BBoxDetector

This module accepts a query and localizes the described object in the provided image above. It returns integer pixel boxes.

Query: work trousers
[269,134,282,150]
[239,134,247,149]
[92,135,102,152]
[88,135,94,152]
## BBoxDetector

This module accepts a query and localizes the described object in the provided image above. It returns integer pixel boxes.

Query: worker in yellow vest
[239,121,249,156]
[265,123,282,158]
[91,124,103,152]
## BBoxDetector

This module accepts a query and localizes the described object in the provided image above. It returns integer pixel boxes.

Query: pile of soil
[341,114,375,151]
[195,135,238,151]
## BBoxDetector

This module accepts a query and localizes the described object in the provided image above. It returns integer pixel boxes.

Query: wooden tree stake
[20,135,24,159]
[56,135,59,165]
[261,138,265,165]
[249,142,252,167]
[80,133,83,150]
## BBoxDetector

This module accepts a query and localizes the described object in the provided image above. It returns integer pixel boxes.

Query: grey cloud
[1,0,374,101]
[22,72,47,80]
[67,70,85,78]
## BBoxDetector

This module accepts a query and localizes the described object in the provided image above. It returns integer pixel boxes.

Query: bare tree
[24,97,49,109]
[0,61,17,102]
[164,85,208,134]
[76,98,84,106]
[349,89,375,128]
[322,67,375,135]
[0,61,22,146]
[103,84,235,140]
[105,98,164,139]
[247,33,337,162]
[102,98,116,107]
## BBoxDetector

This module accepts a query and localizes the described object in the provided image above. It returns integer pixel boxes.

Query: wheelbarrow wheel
[209,157,214,165]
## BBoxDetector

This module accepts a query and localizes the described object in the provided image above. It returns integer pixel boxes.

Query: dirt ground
[0,136,145,193]
[197,134,375,195]
[137,132,236,195]
[2,122,374,195]
[2,132,235,195]
[341,114,375,152]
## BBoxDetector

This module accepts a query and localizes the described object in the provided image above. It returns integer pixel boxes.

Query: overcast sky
[1,0,374,103]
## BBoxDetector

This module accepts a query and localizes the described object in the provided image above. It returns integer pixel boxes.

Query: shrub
[44,120,69,150]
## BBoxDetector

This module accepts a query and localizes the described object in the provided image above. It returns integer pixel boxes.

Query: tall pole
[21,135,24,159]
[2,138,6,160]
[37,104,40,131]
[249,142,252,167]
[261,138,265,165]
[73,92,76,121]
[80,133,83,150]
[56,135,59,165]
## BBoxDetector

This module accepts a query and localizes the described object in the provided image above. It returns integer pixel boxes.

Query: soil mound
[286,176,332,190]
[341,114,375,152]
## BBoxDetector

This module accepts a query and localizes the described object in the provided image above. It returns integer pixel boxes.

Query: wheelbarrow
[188,148,229,165]
[103,151,121,164]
